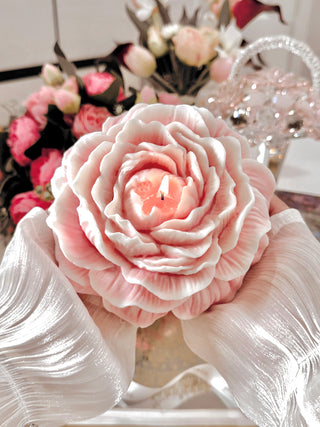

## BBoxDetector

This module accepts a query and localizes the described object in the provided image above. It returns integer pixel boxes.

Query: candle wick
[160,191,165,201]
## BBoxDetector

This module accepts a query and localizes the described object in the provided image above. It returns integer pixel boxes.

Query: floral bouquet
[103,0,284,97]
[0,45,137,237]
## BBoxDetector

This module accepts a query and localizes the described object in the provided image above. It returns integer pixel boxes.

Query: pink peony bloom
[24,86,56,129]
[10,191,52,224]
[30,148,63,188]
[172,26,219,67]
[72,104,113,139]
[7,116,41,166]
[82,72,125,101]
[47,104,275,327]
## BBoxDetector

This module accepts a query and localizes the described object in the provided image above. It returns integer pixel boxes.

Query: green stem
[169,49,183,93]
[186,67,210,96]
[149,72,177,94]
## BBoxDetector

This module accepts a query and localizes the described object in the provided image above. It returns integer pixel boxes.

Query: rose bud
[54,88,81,114]
[82,71,125,101]
[122,44,157,78]
[147,26,169,57]
[41,63,64,86]
[173,26,219,67]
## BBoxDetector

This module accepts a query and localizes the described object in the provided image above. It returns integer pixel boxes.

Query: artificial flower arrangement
[103,0,284,97]
[0,0,284,239]
[0,45,138,236]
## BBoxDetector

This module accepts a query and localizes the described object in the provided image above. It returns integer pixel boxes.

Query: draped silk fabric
[0,207,320,426]
[0,209,137,427]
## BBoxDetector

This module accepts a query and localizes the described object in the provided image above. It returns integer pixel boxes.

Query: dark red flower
[232,0,285,29]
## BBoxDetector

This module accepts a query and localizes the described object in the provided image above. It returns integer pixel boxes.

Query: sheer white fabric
[0,208,137,427]
[183,209,320,427]
[1,207,320,426]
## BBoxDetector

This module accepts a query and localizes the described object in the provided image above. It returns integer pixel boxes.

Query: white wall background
[0,0,319,109]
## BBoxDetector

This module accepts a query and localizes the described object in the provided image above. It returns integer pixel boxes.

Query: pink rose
[7,116,41,166]
[82,72,125,101]
[72,104,113,139]
[47,104,275,327]
[10,191,52,225]
[172,26,219,67]
[30,148,63,188]
[24,86,56,129]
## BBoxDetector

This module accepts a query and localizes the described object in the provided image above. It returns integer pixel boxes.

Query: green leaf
[218,0,231,28]
[125,5,150,46]
[189,7,200,26]
[154,0,171,24]
[86,75,122,107]
[0,132,10,173]
[25,106,76,160]
[54,42,84,90]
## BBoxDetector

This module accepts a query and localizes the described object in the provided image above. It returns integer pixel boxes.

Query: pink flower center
[124,168,197,229]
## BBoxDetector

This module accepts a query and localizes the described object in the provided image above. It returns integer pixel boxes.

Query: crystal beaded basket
[66,36,320,427]
[196,35,320,175]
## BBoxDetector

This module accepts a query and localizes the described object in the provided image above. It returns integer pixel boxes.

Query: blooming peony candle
[47,103,275,327]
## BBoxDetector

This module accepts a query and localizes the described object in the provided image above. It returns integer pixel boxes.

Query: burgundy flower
[232,0,284,29]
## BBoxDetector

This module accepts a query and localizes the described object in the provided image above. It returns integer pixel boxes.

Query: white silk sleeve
[0,208,137,427]
[182,209,320,427]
